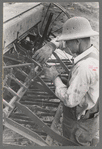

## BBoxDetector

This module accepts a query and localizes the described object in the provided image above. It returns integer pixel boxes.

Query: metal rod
[26,91,49,95]
[40,3,51,33]
[15,68,28,77]
[47,59,72,63]
[52,11,63,24]
[36,76,56,97]
[53,3,71,18]
[22,95,55,100]
[15,42,27,55]
[3,55,22,63]
[40,12,53,44]
[53,52,70,74]
[8,75,27,88]
[3,99,13,109]
[3,63,32,69]
[20,101,59,107]
[3,86,20,98]
[52,27,62,33]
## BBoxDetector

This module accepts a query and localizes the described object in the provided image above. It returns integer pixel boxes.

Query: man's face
[65,39,79,55]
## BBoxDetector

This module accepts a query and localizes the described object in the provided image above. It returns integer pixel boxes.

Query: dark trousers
[63,104,99,146]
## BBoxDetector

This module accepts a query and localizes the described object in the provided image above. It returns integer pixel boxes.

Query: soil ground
[3,2,99,147]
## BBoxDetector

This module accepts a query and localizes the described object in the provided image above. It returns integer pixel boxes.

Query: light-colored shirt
[55,46,99,116]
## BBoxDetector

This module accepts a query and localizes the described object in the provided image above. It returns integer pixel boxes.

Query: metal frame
[3,53,78,146]
[3,2,80,146]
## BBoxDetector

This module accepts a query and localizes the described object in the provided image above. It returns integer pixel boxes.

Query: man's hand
[51,37,61,48]
[43,66,59,82]
[32,42,56,64]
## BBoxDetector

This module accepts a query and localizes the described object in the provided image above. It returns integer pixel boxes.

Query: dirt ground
[3,2,99,146]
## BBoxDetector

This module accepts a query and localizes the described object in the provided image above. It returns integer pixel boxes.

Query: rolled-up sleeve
[55,64,90,107]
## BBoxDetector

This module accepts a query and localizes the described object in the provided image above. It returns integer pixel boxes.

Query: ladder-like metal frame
[3,46,78,146]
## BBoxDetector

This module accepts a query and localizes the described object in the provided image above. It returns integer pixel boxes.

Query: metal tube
[3,86,20,98]
[9,75,27,88]
[3,99,13,109]
[46,102,63,145]
[3,63,32,69]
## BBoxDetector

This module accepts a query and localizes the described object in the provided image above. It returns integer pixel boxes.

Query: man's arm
[53,64,91,108]
[43,61,92,108]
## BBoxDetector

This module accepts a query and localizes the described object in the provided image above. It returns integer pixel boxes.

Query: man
[33,17,99,146]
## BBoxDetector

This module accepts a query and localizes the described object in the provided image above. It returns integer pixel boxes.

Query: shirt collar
[74,45,95,64]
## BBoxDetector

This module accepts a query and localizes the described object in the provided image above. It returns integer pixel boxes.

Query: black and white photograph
[2,2,99,147]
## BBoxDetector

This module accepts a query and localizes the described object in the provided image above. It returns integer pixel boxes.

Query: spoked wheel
[32,2,70,51]
[39,3,70,37]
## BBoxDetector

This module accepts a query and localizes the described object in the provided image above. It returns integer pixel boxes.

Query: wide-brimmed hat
[57,17,99,41]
